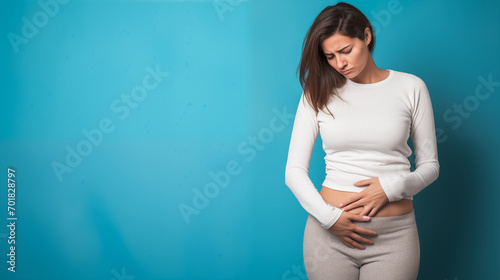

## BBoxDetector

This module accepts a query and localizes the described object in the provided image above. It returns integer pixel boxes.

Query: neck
[349,57,386,84]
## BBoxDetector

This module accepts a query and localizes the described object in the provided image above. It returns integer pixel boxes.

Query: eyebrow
[323,45,351,55]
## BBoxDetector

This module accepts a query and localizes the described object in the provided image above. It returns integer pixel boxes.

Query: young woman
[284,2,440,279]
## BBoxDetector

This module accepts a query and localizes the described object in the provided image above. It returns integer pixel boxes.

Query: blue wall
[1,0,499,279]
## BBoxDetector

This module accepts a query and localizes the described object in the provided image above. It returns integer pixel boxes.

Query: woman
[284,2,440,279]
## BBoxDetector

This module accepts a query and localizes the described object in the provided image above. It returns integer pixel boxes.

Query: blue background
[1,0,499,279]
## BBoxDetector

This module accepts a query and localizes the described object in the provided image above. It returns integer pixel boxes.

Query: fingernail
[363,216,370,220]
[339,203,343,207]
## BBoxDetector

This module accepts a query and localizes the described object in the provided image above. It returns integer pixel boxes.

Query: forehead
[321,33,357,53]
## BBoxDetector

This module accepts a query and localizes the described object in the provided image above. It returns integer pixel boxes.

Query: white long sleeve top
[284,69,440,229]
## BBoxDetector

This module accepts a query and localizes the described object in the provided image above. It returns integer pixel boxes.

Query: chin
[343,71,354,78]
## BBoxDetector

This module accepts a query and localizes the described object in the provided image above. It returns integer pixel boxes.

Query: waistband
[351,209,416,231]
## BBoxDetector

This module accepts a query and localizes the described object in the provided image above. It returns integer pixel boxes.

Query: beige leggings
[303,210,420,280]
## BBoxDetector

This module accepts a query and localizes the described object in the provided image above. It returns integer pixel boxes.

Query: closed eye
[326,49,352,60]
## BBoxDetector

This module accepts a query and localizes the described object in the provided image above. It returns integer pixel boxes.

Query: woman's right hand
[328,211,378,250]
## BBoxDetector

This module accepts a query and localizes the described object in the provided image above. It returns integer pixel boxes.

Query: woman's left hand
[338,177,389,217]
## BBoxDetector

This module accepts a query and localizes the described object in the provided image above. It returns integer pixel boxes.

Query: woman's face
[321,29,371,78]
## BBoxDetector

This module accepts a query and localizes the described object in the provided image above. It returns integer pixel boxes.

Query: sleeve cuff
[320,204,344,229]
[378,175,403,202]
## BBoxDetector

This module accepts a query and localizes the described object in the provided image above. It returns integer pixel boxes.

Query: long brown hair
[297,2,376,119]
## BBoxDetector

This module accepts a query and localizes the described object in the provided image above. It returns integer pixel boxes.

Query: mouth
[341,69,352,75]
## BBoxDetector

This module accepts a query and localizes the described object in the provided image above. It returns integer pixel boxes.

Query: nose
[337,57,347,70]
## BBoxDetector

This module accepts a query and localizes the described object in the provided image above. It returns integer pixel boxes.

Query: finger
[363,205,378,217]
[367,207,378,217]
[359,206,370,216]
[354,225,378,236]
[341,239,355,249]
[354,179,370,186]
[341,202,360,212]
[344,236,365,250]
[350,232,374,245]
[339,195,361,208]
[347,212,371,222]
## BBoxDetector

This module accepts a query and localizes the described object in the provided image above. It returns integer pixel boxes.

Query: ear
[364,27,372,46]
